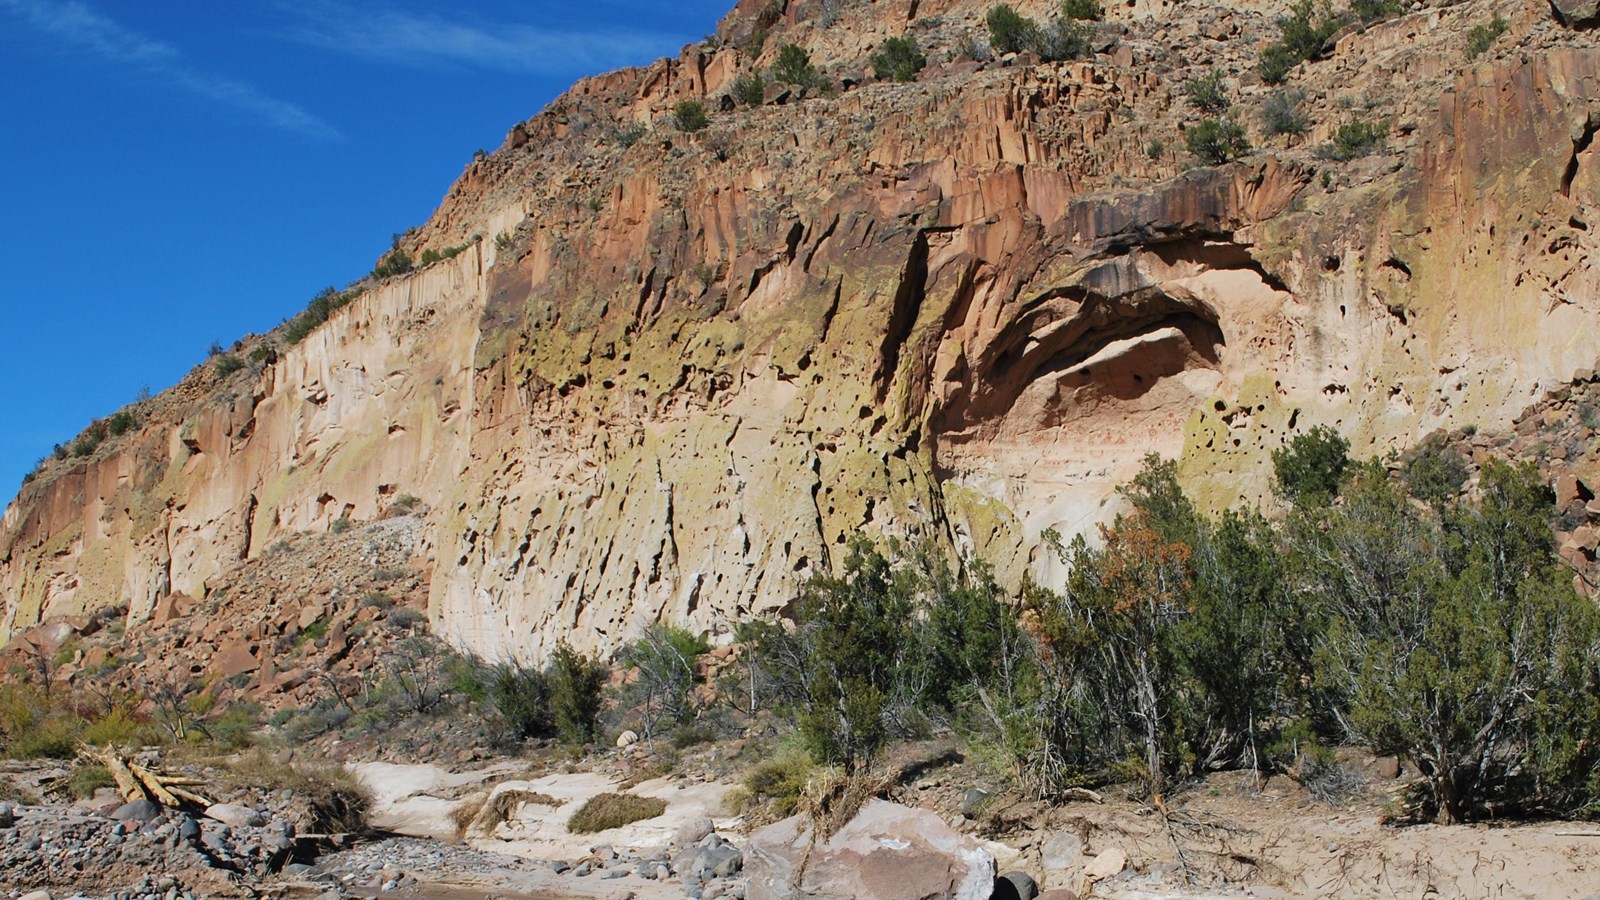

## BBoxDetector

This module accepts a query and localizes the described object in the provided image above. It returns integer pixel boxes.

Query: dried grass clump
[797,770,895,839]
[450,794,487,837]
[225,749,371,833]
[566,792,666,834]
[457,789,561,837]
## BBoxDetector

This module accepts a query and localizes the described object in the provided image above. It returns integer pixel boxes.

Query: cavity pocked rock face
[7,0,1600,661]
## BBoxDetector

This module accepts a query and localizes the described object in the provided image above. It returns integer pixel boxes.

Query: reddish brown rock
[1557,473,1591,506]
[213,639,258,677]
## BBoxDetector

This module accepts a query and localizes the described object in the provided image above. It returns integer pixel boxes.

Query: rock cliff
[6,0,1600,660]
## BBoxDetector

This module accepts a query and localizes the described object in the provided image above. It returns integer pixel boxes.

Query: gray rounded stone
[112,800,163,823]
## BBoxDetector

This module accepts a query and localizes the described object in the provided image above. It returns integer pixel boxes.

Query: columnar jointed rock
[746,800,995,900]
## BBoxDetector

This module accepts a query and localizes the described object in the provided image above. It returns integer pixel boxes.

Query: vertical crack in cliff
[803,214,840,273]
[634,266,657,329]
[241,495,258,561]
[816,277,844,348]
[1562,114,1599,197]
[875,228,939,401]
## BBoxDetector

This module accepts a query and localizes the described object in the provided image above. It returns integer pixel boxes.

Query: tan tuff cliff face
[6,0,1600,660]
[1,252,484,641]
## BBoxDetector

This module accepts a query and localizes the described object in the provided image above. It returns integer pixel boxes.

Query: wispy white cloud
[288,6,687,75]
[0,0,340,140]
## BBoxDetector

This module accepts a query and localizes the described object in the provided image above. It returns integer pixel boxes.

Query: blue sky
[0,0,729,500]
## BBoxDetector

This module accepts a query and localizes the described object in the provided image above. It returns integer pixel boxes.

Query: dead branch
[78,745,212,808]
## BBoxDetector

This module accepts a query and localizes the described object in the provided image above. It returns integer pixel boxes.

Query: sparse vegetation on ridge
[1261,88,1310,137]
[985,2,1091,62]
[284,285,361,345]
[1465,14,1509,59]
[770,43,827,90]
[1182,69,1231,114]
[1323,116,1389,160]
[870,36,927,83]
[732,72,766,106]
[1186,117,1251,165]
[673,99,710,133]
[1260,0,1348,84]
[372,239,414,279]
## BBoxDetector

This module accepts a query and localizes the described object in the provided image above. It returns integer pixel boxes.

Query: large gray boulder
[205,802,267,828]
[746,799,995,900]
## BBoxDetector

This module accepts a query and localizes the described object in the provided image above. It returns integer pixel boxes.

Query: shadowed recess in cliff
[929,248,1234,446]
[936,290,1223,444]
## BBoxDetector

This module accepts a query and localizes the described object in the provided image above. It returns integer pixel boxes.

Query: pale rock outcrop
[746,799,996,900]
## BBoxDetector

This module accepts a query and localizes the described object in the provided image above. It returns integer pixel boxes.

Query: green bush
[741,744,816,815]
[1277,0,1346,59]
[1182,69,1230,114]
[106,409,137,436]
[387,607,425,630]
[373,242,413,279]
[1060,0,1102,21]
[1258,44,1299,85]
[485,661,554,741]
[1403,439,1469,507]
[1272,425,1350,504]
[1185,118,1250,165]
[1465,15,1508,60]
[284,286,359,345]
[9,714,82,760]
[721,450,1600,819]
[1297,459,1600,822]
[297,617,329,645]
[672,99,709,133]
[770,43,822,88]
[791,540,920,773]
[546,640,607,746]
[985,3,1089,61]
[213,354,246,376]
[72,420,109,458]
[1352,0,1402,22]
[203,703,260,750]
[1323,117,1388,160]
[670,721,718,749]
[618,624,709,740]
[986,4,1036,54]
[1259,0,1346,84]
[870,36,927,82]
[81,705,155,748]
[732,72,766,106]
[1260,89,1309,137]
[1035,494,1211,797]
[1034,18,1090,61]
